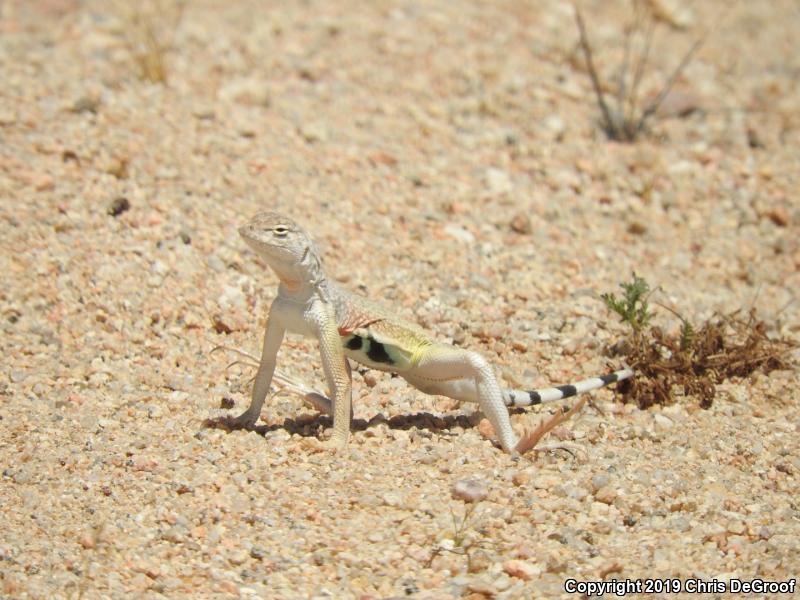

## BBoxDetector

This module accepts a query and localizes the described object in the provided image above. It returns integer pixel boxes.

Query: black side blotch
[345,336,363,350]
[366,339,393,364]
[527,390,542,405]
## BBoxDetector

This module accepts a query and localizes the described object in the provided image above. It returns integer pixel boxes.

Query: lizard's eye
[273,226,289,237]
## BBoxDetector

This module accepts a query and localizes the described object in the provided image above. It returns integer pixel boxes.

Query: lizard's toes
[326,433,349,451]
[303,392,334,415]
[299,436,345,453]
[223,412,260,430]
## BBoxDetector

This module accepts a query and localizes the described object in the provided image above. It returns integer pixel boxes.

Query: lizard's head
[239,211,322,285]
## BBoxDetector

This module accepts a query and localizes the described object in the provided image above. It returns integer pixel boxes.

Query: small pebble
[452,479,489,503]
[510,213,532,234]
[107,197,131,217]
[503,559,539,581]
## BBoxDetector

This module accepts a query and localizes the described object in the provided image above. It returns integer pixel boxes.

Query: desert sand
[0,1,798,598]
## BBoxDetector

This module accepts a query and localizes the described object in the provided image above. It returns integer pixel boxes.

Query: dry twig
[572,0,710,141]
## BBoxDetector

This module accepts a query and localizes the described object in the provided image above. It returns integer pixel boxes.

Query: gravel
[1,1,798,598]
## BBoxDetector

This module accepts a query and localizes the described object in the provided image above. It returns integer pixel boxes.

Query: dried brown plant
[617,308,797,408]
[113,0,186,84]
[572,0,708,141]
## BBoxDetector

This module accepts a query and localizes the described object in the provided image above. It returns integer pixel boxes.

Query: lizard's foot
[222,410,261,430]
[297,391,334,415]
[273,374,357,420]
[324,428,350,451]
[300,434,348,453]
[327,431,349,448]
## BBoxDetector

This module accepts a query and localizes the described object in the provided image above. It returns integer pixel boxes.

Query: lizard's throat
[280,278,302,292]
[272,267,323,294]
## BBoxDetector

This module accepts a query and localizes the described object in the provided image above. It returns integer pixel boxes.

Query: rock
[670,516,691,532]
[485,167,512,194]
[218,285,247,311]
[510,212,532,234]
[563,484,589,501]
[382,492,403,507]
[727,520,746,535]
[161,525,186,543]
[150,260,169,277]
[72,95,100,114]
[766,207,790,227]
[78,532,95,549]
[542,114,565,139]
[22,172,55,191]
[228,549,250,566]
[503,559,539,581]
[627,221,647,235]
[512,471,530,487]
[442,223,476,244]
[298,122,328,143]
[104,156,129,179]
[0,109,18,125]
[466,577,498,596]
[452,478,489,503]
[192,105,216,120]
[107,197,131,217]
[590,473,610,493]
[477,418,495,441]
[217,78,271,106]
[656,90,702,118]
[646,0,694,29]
[594,486,617,505]
[653,414,674,431]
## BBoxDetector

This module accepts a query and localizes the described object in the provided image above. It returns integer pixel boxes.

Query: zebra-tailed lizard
[225,211,632,455]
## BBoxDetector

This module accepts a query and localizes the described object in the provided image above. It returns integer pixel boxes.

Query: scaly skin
[235,211,632,454]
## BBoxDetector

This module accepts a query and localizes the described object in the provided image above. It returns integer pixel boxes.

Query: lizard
[229,211,633,455]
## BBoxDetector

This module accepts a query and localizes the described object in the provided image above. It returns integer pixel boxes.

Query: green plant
[602,274,796,409]
[601,273,653,334]
[678,317,695,352]
[426,499,493,573]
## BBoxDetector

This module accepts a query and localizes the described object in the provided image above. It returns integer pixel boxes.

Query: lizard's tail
[503,367,633,407]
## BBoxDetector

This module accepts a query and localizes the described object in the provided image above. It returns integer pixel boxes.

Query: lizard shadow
[204,407,528,439]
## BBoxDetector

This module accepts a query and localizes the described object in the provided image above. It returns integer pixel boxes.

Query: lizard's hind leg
[403,345,519,453]
[293,360,354,418]
[401,375,479,403]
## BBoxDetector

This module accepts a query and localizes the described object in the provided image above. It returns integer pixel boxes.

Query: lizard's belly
[341,329,419,372]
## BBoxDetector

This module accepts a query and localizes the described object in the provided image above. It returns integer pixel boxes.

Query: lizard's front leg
[230,307,285,428]
[312,303,352,448]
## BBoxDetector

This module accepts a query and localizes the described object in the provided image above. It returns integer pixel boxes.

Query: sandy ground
[1,0,799,598]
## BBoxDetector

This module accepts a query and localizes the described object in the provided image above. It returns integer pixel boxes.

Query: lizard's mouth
[241,235,292,268]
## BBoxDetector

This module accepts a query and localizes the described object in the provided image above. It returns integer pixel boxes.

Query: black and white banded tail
[503,367,633,407]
